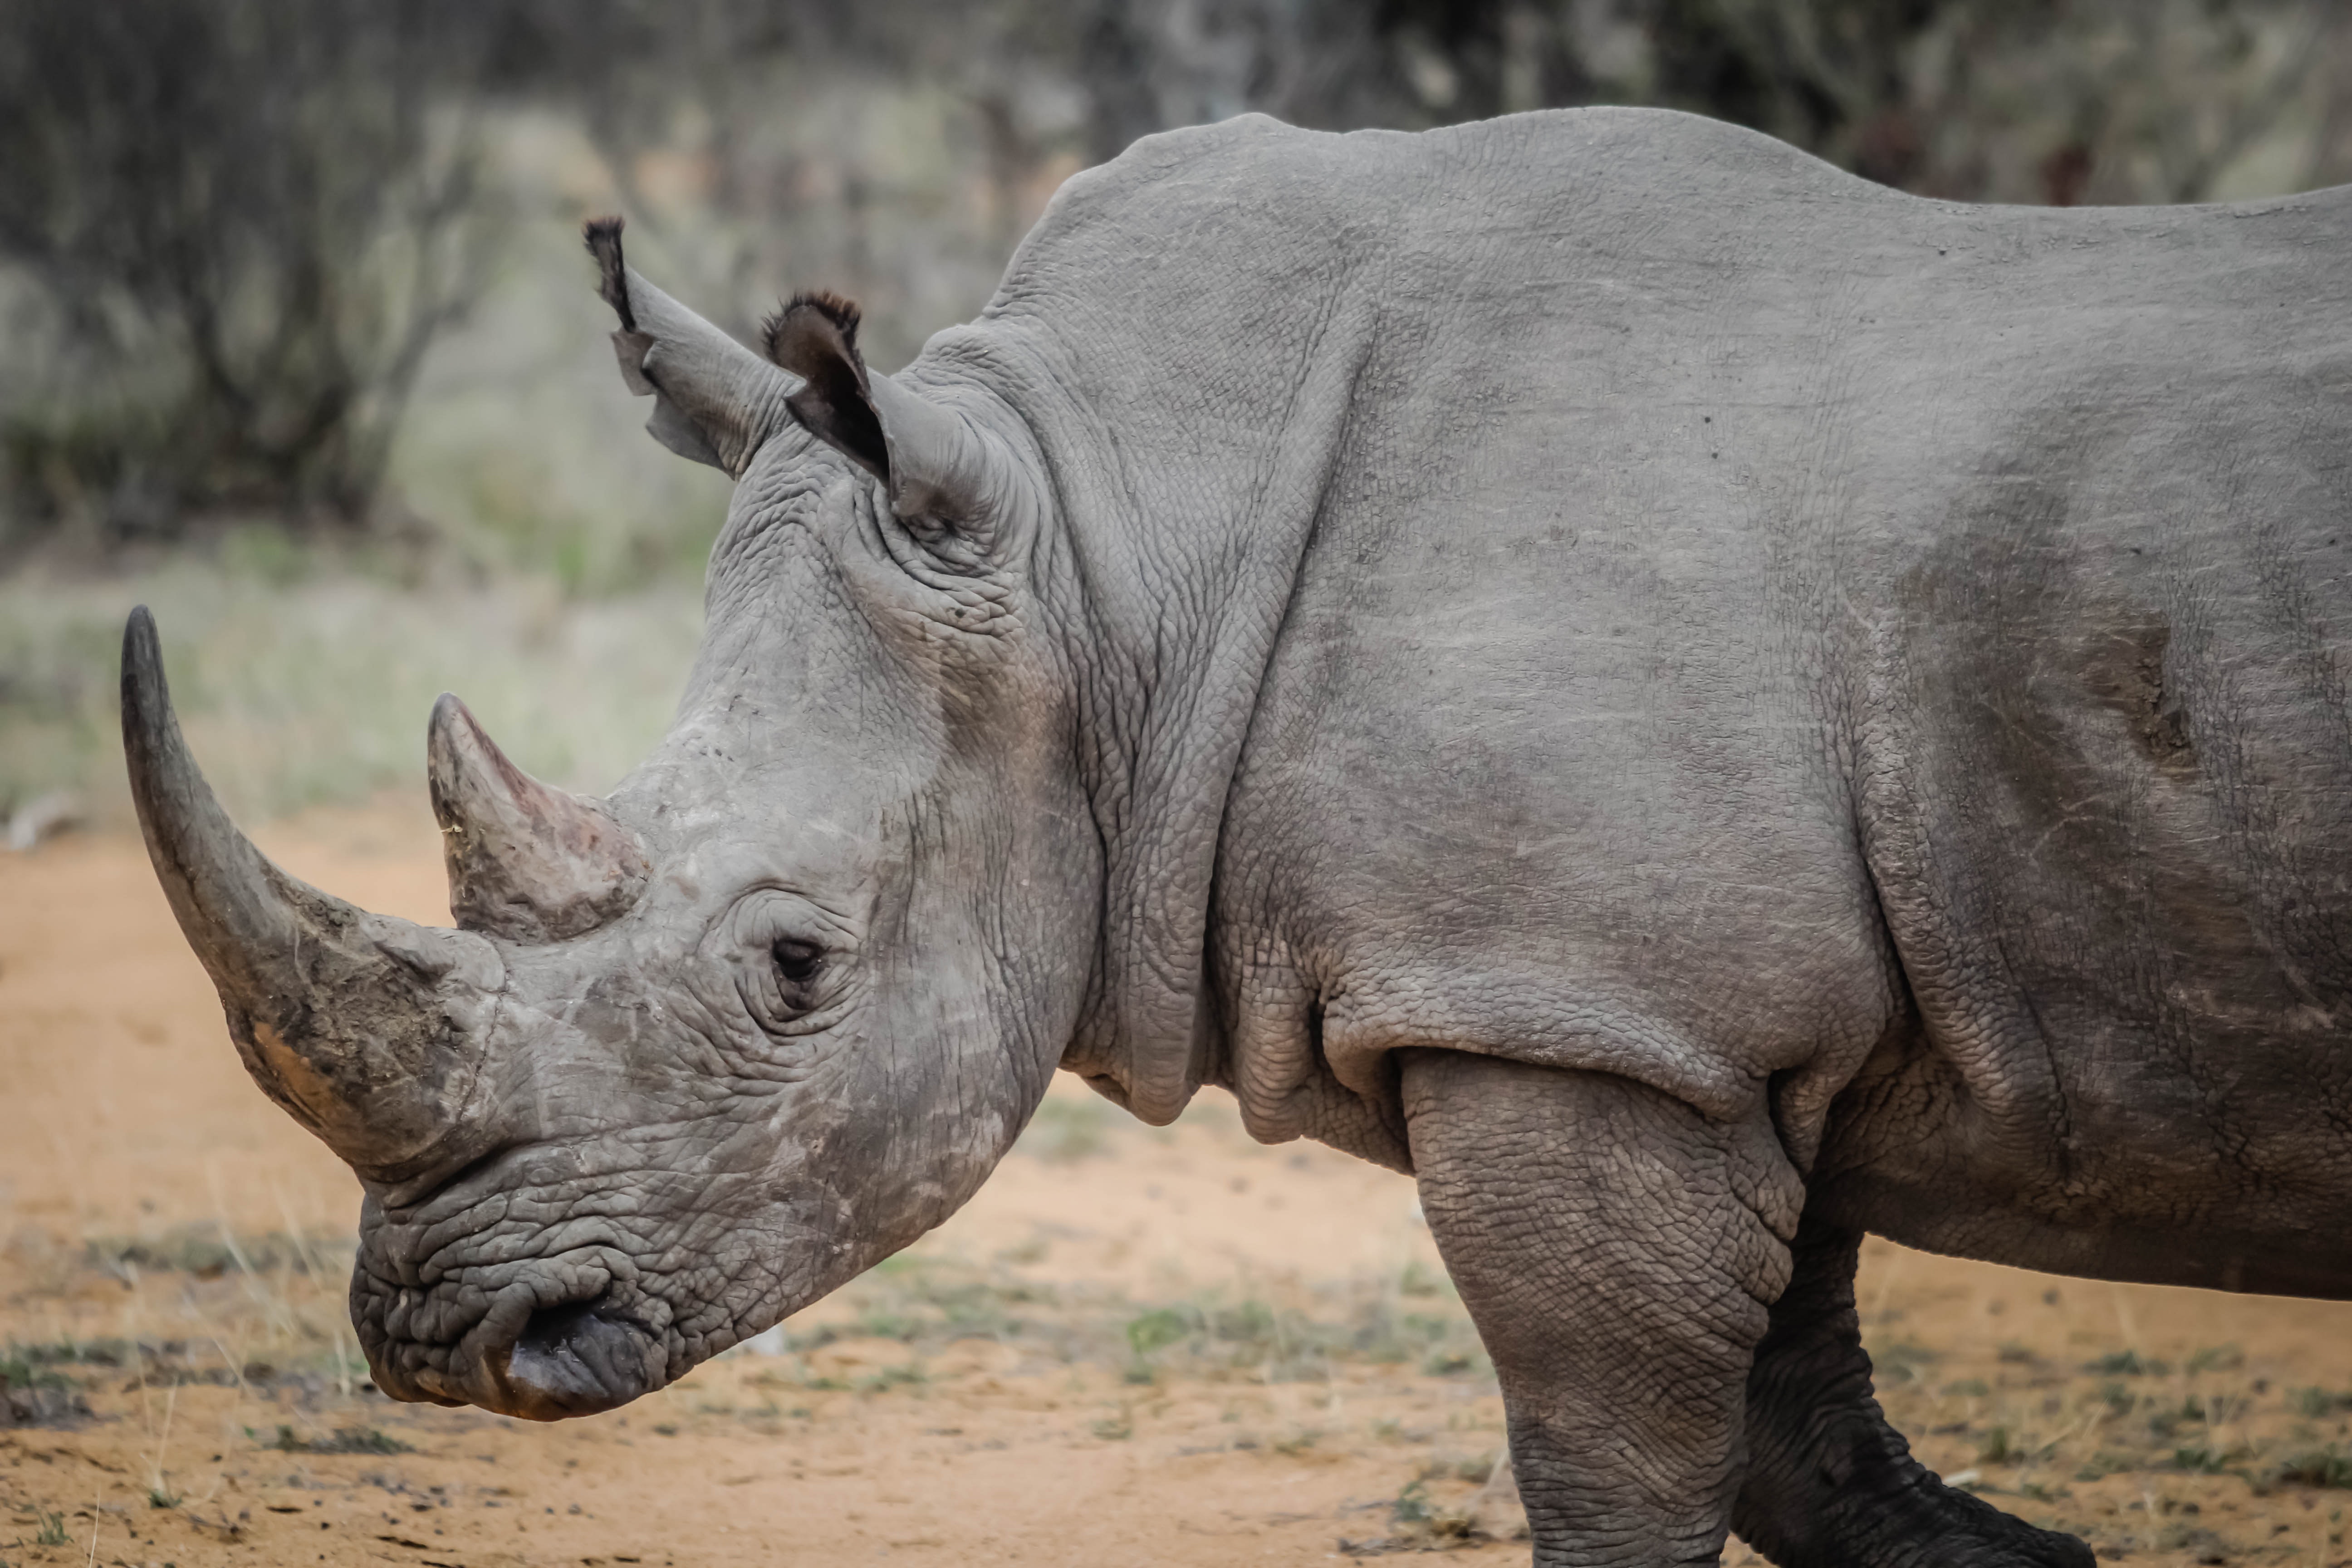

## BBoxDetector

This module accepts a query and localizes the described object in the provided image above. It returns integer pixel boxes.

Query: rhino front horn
[121,608,503,1176]
[427,694,647,943]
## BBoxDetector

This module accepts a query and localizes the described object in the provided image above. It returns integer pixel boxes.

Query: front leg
[1402,1049,1802,1568]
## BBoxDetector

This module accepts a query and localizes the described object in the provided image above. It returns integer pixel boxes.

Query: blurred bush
[4,0,2350,826]
[1077,0,2352,203]
[6,0,2348,556]
[0,0,496,545]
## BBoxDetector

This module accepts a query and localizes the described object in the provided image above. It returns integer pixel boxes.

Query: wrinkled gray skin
[123,107,2352,1566]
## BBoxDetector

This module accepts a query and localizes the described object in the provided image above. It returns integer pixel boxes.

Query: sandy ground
[7,802,2352,1568]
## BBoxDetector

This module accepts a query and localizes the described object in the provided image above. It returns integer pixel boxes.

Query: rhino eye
[772,938,824,996]
[724,895,848,1035]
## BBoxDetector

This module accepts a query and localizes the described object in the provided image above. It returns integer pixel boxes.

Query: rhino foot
[1740,1428,2093,1568]
[1732,1219,2093,1568]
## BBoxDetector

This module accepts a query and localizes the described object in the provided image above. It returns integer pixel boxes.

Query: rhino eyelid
[722,883,860,939]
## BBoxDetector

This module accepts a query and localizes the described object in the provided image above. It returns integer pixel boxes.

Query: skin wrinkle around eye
[691,887,868,1078]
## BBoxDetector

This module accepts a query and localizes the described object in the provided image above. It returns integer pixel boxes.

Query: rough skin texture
[1405,1049,1802,1567]
[1732,1217,2094,1568]
[125,107,2352,1565]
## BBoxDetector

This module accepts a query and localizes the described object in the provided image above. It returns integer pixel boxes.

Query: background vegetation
[5,0,2349,829]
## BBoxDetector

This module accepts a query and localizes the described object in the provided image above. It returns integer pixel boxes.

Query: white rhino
[123,107,2352,1567]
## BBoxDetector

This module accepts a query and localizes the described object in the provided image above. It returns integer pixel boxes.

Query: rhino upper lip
[492,1294,665,1421]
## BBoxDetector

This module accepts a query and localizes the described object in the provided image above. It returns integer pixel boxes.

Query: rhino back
[1179,110,2352,1281]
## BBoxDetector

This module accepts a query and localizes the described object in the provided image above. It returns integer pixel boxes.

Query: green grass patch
[2268,1447,2352,1490]
[2292,1387,2352,1418]
[253,1424,412,1455]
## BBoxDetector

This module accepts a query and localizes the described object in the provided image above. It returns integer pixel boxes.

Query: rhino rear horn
[428,694,648,943]
[585,216,795,478]
[122,608,502,1177]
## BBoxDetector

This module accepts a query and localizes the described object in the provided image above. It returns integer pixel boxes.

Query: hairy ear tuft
[582,216,635,333]
[763,291,888,478]
[759,291,864,377]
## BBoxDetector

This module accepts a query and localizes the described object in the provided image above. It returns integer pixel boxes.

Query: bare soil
[6,801,2352,1568]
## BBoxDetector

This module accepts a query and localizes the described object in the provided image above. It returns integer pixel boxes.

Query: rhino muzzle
[123,608,674,1405]
[360,1239,675,1421]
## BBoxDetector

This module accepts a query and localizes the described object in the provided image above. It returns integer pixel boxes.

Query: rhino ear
[585,217,794,480]
[762,293,1001,543]
[763,293,888,477]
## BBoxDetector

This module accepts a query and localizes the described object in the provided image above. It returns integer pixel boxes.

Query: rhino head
[121,219,1107,1419]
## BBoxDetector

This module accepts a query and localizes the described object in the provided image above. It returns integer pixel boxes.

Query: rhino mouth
[362,1270,671,1421]
[490,1296,666,1420]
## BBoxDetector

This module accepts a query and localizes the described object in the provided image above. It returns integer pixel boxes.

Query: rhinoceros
[121,104,2352,1566]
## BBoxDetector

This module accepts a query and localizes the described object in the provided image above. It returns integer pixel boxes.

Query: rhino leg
[1401,1049,1802,1568]
[1730,1219,2094,1568]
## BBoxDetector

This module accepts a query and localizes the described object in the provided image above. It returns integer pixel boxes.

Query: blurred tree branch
[4,0,2347,560]
[0,0,495,543]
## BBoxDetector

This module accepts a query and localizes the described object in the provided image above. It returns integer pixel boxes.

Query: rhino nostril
[498,1296,661,1420]
[517,1297,605,1350]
